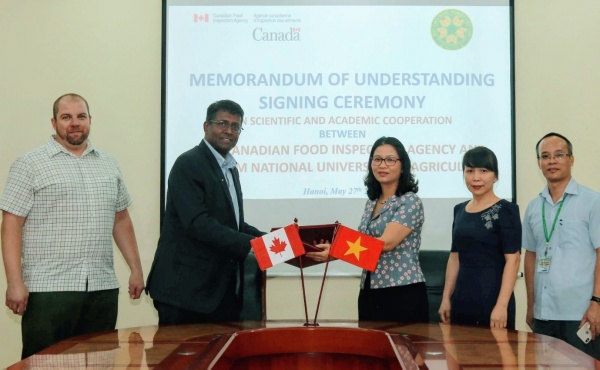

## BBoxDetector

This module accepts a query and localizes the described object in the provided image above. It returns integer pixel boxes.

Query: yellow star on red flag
[344,237,367,260]
[329,225,384,272]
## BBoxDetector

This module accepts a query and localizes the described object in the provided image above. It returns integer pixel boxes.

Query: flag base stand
[273,219,345,326]
[298,256,310,326]
[298,240,327,327]
[311,255,331,326]
[305,223,340,327]
[256,220,382,326]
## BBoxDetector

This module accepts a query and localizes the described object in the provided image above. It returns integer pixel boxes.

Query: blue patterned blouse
[358,192,426,289]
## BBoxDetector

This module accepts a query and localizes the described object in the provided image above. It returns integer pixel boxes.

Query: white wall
[0,1,162,366]
[1,0,600,367]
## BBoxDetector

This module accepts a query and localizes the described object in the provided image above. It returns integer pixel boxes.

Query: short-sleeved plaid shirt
[0,136,132,292]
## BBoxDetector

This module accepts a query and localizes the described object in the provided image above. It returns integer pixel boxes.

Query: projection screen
[162,0,515,276]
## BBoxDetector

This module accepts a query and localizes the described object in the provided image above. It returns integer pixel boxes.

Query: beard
[65,131,88,146]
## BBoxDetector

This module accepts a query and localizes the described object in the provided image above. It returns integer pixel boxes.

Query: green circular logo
[431,9,473,51]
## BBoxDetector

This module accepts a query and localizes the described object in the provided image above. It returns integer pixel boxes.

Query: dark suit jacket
[146,141,263,313]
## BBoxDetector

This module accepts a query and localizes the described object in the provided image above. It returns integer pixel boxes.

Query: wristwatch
[591,296,600,303]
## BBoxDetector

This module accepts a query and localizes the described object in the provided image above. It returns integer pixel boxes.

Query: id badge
[537,257,551,273]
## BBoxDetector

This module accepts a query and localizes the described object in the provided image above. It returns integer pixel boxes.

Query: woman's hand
[438,297,452,324]
[305,240,331,262]
[490,304,508,328]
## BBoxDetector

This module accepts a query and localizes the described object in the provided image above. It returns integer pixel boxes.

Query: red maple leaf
[269,237,287,254]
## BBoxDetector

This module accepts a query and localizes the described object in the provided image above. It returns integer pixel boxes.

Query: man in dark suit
[146,100,264,324]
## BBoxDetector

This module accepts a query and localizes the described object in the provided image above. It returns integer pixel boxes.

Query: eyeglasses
[539,153,570,162]
[371,157,399,166]
[209,120,243,133]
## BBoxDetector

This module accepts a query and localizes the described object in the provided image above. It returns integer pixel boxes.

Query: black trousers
[358,280,429,323]
[21,289,118,359]
[154,279,241,325]
[534,319,600,360]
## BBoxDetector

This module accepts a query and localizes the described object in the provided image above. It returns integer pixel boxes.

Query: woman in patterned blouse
[308,136,429,322]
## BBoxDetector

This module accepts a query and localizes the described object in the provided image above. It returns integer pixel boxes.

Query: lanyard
[542,195,566,256]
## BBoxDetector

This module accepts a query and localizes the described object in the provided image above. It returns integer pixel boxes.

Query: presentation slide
[163,0,514,276]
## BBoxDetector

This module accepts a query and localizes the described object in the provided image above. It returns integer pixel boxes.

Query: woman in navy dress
[438,146,521,329]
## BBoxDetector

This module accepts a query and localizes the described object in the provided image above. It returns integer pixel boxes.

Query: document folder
[271,223,339,268]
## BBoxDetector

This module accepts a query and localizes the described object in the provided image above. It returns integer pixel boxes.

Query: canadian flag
[193,13,209,23]
[251,224,305,271]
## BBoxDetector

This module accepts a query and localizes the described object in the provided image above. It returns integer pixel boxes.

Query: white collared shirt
[203,139,240,228]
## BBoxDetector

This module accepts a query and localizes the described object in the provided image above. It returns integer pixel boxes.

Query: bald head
[53,93,90,120]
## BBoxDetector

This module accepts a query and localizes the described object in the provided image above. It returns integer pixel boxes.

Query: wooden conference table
[6,320,600,369]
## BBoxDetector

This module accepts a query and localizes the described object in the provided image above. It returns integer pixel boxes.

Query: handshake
[251,223,383,272]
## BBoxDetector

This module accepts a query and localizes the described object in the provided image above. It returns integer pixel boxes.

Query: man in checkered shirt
[0,93,144,359]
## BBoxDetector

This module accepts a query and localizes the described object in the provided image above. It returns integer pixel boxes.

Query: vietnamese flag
[251,224,305,271]
[329,225,384,272]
